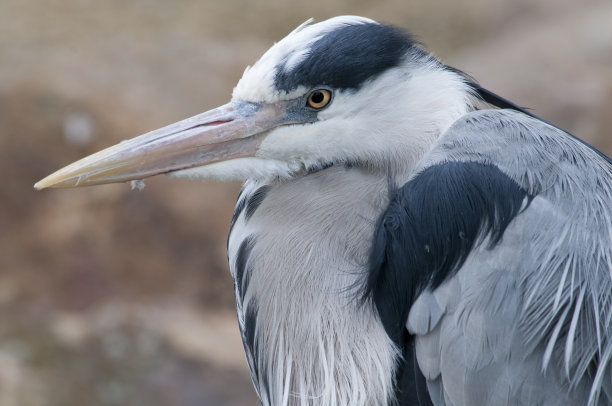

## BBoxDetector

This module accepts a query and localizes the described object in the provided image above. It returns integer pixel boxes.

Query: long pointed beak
[34,101,282,190]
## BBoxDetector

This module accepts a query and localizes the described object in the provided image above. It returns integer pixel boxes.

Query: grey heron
[35,16,612,406]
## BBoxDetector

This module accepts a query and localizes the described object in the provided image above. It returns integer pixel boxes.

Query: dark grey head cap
[274,21,423,93]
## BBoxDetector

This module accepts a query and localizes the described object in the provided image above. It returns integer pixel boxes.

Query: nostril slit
[204,119,234,126]
[180,118,234,133]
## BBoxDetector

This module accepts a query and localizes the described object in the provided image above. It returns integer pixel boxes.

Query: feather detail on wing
[425,110,612,405]
[369,109,612,405]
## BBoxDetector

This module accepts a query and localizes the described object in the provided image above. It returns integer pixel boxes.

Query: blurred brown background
[1,0,611,405]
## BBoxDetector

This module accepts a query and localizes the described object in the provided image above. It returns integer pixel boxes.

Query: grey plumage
[228,108,612,405]
[35,16,612,406]
[412,110,612,405]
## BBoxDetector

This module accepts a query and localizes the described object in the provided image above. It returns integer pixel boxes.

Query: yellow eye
[306,89,332,109]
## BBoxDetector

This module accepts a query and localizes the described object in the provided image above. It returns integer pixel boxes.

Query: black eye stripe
[275,23,418,92]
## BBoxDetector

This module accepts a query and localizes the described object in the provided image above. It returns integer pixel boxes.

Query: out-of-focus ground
[1,0,611,405]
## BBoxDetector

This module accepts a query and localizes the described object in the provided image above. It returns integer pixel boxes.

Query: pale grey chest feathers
[226,171,401,405]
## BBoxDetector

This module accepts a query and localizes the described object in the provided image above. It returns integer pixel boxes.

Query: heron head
[35,16,473,189]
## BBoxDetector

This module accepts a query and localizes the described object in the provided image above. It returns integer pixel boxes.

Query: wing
[367,109,612,405]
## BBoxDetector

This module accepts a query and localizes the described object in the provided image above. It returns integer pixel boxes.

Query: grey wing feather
[410,109,612,405]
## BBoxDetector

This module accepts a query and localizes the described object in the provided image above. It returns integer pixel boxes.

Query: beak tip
[34,173,68,190]
[34,179,51,191]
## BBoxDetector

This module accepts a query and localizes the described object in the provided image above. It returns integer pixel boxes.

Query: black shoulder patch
[367,161,531,404]
[367,161,531,345]
[394,338,433,406]
[275,23,420,92]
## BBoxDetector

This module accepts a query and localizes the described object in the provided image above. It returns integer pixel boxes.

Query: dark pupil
[311,91,324,104]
